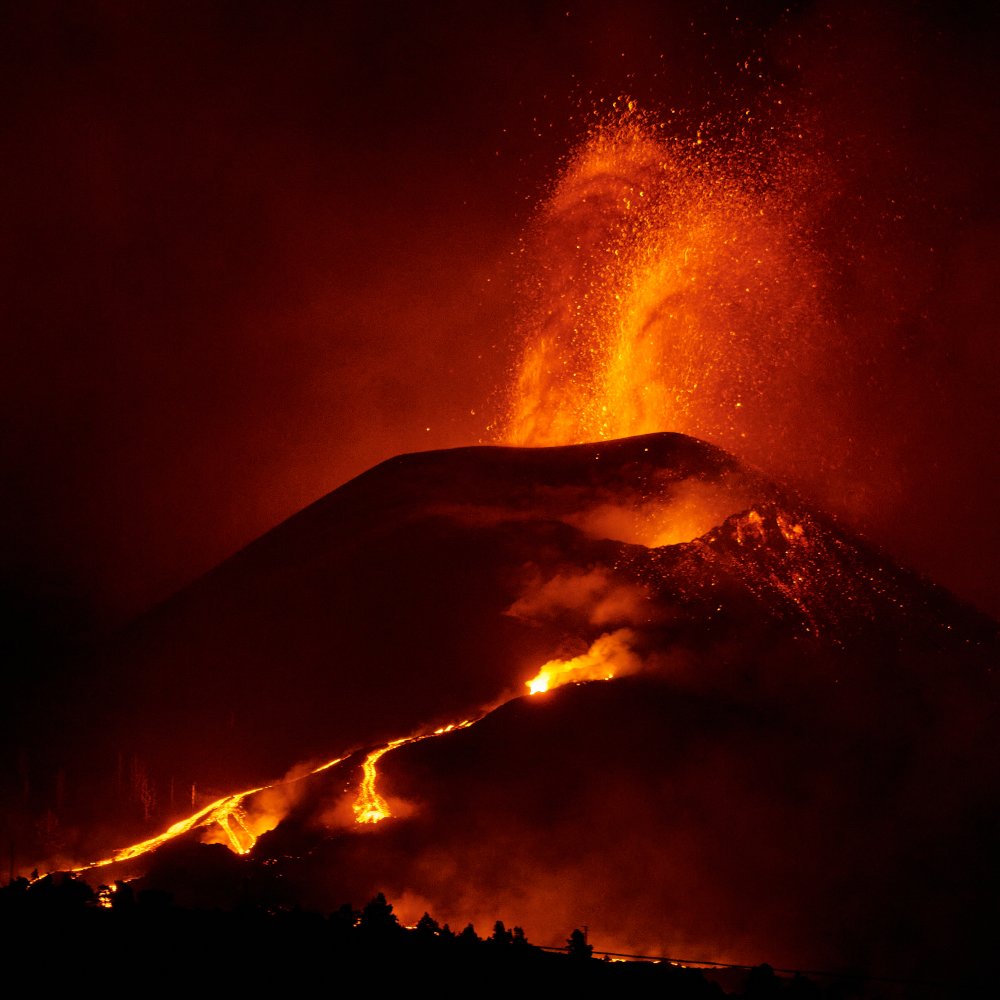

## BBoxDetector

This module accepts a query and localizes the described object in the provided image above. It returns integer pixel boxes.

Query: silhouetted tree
[458,922,480,945]
[566,927,593,960]
[358,892,400,943]
[490,919,513,946]
[29,871,94,911]
[414,911,441,940]
[130,754,156,821]
[330,902,358,936]
[0,877,28,916]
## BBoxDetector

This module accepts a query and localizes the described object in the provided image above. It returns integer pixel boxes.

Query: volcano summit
[14,433,999,985]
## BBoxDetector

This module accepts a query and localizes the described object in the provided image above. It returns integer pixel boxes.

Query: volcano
[16,433,998,984]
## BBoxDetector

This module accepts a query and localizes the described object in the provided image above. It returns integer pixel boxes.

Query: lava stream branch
[69,754,345,875]
[353,738,410,824]
[353,723,473,825]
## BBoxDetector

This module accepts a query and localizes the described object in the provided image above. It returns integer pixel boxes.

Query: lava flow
[353,722,474,825]
[352,638,638,827]
[525,629,639,694]
[70,754,344,875]
[76,789,263,869]
[60,638,629,875]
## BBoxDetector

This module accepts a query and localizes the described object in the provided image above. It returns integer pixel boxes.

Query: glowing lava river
[63,646,619,878]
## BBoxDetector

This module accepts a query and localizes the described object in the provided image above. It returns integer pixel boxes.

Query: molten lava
[350,633,643,829]
[504,103,833,484]
[525,629,640,694]
[352,721,475,825]
[70,755,343,875]
[354,738,410,825]
[73,789,261,871]
[55,632,638,875]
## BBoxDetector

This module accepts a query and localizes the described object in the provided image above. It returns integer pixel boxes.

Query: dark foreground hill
[8,433,997,987]
[7,882,853,999]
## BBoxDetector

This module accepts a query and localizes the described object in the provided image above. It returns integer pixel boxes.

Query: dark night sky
[1,0,997,661]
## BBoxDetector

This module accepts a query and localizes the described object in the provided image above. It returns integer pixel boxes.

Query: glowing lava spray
[505,102,837,485]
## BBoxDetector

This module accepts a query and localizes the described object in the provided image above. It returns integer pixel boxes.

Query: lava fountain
[505,101,837,478]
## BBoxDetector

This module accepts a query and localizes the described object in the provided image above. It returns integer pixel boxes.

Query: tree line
[0,872,872,997]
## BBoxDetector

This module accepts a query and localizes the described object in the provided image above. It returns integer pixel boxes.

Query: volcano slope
[21,432,998,983]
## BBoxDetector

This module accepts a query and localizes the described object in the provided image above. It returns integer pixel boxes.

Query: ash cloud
[506,568,656,631]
